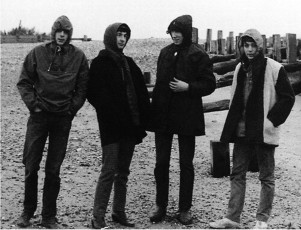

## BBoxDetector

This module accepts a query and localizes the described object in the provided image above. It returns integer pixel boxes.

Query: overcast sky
[1,0,300,40]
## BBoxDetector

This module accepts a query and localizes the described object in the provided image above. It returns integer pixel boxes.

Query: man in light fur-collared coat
[209,29,295,229]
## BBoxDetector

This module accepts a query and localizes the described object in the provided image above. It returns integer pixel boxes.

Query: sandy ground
[1,42,300,229]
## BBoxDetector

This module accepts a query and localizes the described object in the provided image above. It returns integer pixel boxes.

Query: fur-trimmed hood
[51,15,73,44]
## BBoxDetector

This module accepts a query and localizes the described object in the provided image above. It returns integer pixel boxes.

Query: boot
[149,206,166,223]
[112,211,135,227]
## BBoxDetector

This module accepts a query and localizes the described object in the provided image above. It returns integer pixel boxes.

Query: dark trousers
[22,112,72,218]
[154,132,195,211]
[93,137,136,218]
[226,142,275,223]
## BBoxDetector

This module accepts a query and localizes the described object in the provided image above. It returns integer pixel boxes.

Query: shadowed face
[55,29,69,46]
[243,41,259,60]
[116,31,128,50]
[171,31,184,45]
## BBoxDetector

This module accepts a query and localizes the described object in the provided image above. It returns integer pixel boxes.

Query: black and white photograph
[1,0,300,229]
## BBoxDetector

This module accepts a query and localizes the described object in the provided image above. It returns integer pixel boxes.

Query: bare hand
[34,107,42,112]
[169,78,189,92]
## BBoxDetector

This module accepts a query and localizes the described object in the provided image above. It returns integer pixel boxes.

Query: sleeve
[16,48,39,112]
[188,51,216,98]
[69,53,89,115]
[86,58,119,111]
[267,67,295,127]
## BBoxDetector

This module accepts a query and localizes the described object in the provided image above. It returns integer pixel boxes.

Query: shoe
[17,212,33,227]
[209,218,241,229]
[112,211,135,227]
[177,210,193,225]
[149,206,166,223]
[91,216,106,229]
[41,216,60,229]
[253,220,268,229]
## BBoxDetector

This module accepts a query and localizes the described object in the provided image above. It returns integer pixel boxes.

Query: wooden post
[143,72,151,84]
[227,31,234,54]
[210,141,230,178]
[273,34,282,62]
[206,29,212,52]
[262,35,267,55]
[217,30,223,55]
[298,39,301,60]
[286,33,297,63]
[210,40,218,54]
[235,35,241,58]
[192,27,198,44]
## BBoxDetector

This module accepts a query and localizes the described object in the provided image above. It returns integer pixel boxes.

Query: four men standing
[16,14,295,229]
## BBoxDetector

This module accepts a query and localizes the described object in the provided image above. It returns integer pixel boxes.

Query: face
[55,29,69,46]
[243,41,259,60]
[116,31,128,49]
[171,31,184,45]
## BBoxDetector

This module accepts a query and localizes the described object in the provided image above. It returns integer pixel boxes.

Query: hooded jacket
[220,29,295,146]
[87,23,150,146]
[149,15,216,135]
[17,15,89,115]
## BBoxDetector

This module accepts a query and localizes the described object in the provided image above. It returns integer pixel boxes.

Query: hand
[34,107,42,112]
[169,78,189,92]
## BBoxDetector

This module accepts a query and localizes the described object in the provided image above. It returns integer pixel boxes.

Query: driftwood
[210,54,236,64]
[283,62,301,73]
[203,99,230,113]
[213,59,239,75]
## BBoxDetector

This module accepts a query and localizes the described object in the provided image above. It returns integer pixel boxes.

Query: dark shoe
[149,206,166,223]
[177,210,193,225]
[112,211,135,227]
[91,217,106,229]
[17,212,33,227]
[41,217,60,229]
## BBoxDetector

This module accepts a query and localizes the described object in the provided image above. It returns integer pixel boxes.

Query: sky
[1,0,300,40]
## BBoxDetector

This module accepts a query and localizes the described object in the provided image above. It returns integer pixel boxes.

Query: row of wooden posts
[143,28,301,178]
[193,28,301,64]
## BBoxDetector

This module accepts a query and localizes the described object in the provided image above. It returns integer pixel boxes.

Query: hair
[242,36,256,45]
[117,24,130,36]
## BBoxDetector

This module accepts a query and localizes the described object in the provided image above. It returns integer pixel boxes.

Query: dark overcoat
[87,50,150,146]
[149,43,216,135]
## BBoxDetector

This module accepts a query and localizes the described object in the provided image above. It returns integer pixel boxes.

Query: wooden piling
[298,39,301,60]
[273,34,282,62]
[262,35,267,55]
[192,27,198,44]
[227,31,234,54]
[286,33,297,63]
[206,29,212,52]
[217,30,224,55]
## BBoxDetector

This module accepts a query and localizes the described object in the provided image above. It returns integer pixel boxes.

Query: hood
[238,29,263,59]
[103,23,131,52]
[167,15,192,46]
[51,15,73,44]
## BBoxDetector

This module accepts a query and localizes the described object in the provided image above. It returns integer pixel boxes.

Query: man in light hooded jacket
[209,29,295,229]
[16,15,89,228]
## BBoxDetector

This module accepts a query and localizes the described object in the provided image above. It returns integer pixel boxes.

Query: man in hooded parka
[87,23,150,228]
[16,15,89,228]
[149,15,216,225]
[209,29,295,229]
